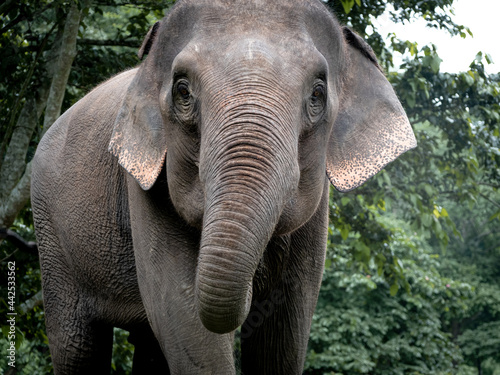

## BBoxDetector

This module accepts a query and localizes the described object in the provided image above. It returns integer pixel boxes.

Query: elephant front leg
[128,178,236,374]
[43,288,114,374]
[142,280,236,374]
[240,266,324,374]
[240,185,329,375]
[40,246,115,374]
[135,248,236,374]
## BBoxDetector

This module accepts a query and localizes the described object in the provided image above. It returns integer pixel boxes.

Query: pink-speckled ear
[109,22,167,191]
[326,28,417,192]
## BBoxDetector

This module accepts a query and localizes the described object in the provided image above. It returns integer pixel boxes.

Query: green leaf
[341,0,355,14]
[378,199,386,211]
[430,55,442,73]
[406,93,416,108]
[422,213,432,228]
[424,184,434,197]
[340,225,350,241]
[489,211,500,221]
[325,258,332,269]
[382,171,391,186]
[390,283,399,296]
[440,207,448,217]
[464,71,475,86]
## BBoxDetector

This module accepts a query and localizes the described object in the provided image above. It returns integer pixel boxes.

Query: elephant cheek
[166,154,205,229]
[275,161,329,235]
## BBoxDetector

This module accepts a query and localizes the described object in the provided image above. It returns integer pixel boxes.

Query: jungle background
[0,0,499,374]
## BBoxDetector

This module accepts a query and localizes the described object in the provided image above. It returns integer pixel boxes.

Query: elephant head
[109,0,416,334]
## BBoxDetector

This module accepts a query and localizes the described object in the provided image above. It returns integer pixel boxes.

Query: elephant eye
[172,79,197,130]
[307,82,327,122]
[311,84,325,102]
[176,82,191,100]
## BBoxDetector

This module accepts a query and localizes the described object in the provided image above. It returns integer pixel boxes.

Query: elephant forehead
[193,0,309,29]
[184,0,329,47]
[164,0,342,78]
[179,35,324,81]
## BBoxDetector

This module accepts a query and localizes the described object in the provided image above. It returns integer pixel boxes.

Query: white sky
[373,0,499,74]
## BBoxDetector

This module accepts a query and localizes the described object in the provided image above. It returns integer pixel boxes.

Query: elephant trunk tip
[199,311,242,335]
[196,278,253,334]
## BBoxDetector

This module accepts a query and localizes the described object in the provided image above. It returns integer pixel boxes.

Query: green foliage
[439,197,500,374]
[68,4,168,104]
[111,328,134,374]
[0,0,172,146]
[305,214,471,374]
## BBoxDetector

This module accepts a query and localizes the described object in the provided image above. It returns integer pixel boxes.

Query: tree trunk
[0,1,87,228]
[0,98,38,202]
[0,162,34,228]
[41,1,84,137]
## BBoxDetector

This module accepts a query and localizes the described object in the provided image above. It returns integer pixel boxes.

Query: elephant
[31,0,416,374]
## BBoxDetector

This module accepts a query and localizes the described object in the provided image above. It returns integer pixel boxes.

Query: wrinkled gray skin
[31,0,416,374]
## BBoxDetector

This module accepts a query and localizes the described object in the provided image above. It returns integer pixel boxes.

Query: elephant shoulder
[69,68,139,136]
[36,69,137,156]
[85,68,138,104]
[33,68,138,187]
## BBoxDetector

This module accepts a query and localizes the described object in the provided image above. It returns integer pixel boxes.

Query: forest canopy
[0,0,499,374]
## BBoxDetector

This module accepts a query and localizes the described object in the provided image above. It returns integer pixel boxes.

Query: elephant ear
[326,27,417,192]
[138,21,160,60]
[109,22,167,191]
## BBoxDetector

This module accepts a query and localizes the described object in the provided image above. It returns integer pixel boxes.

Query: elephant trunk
[195,106,298,334]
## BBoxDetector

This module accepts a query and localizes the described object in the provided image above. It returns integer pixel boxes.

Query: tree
[305,216,471,374]
[0,1,84,229]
